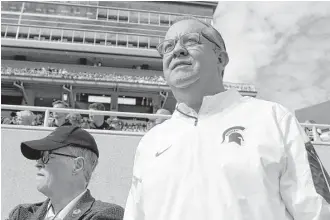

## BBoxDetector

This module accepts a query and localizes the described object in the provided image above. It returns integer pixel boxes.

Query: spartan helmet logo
[221,126,245,146]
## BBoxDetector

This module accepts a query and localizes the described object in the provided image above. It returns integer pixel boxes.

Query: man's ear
[73,157,85,173]
[214,48,229,68]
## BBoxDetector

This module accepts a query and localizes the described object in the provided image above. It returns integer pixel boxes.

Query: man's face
[162,20,224,106]
[89,108,104,123]
[53,104,67,120]
[147,121,155,130]
[110,120,122,130]
[16,115,31,125]
[35,148,74,196]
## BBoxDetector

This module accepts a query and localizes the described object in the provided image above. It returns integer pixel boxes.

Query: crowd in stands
[1,66,257,92]
[304,120,330,142]
[3,107,329,141]
[1,101,171,133]
[1,66,167,85]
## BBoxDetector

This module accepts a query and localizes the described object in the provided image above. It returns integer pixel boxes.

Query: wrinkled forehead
[165,19,206,40]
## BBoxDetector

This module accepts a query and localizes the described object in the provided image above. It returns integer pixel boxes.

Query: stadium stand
[1,66,167,85]
[1,66,257,92]
[1,2,329,219]
[1,104,169,133]
[2,104,330,142]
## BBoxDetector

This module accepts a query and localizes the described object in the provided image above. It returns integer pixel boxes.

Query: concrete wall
[1,127,330,219]
[1,127,141,219]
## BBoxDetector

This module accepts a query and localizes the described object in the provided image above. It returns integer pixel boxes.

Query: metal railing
[1,23,164,50]
[1,104,171,126]
[1,104,329,145]
[300,123,330,145]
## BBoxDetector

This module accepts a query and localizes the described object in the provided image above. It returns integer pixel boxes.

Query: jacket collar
[30,198,50,220]
[173,89,242,120]
[63,189,95,220]
[30,189,95,220]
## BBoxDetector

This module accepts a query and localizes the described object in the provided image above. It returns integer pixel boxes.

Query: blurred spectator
[88,103,110,130]
[154,108,171,125]
[109,118,124,131]
[16,110,36,126]
[106,118,113,127]
[32,113,44,126]
[10,111,17,120]
[146,120,155,131]
[66,113,82,127]
[1,66,167,86]
[304,120,322,142]
[121,121,148,132]
[80,117,90,129]
[48,100,72,127]
[1,117,12,124]
[146,108,171,130]
[320,130,330,142]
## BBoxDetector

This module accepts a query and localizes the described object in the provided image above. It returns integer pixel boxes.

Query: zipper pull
[194,118,198,126]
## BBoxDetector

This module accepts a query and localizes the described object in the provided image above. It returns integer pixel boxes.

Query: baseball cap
[21,126,99,160]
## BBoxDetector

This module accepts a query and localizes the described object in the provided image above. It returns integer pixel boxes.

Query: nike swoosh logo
[155,145,172,157]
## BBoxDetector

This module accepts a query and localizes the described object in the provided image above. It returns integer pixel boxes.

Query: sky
[213,1,330,112]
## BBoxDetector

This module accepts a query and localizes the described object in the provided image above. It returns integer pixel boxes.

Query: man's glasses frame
[157,31,224,57]
[38,150,78,164]
[157,32,202,57]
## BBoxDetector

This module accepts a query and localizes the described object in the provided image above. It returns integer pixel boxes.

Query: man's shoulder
[88,200,124,219]
[140,119,173,143]
[92,200,124,211]
[241,96,291,120]
[11,201,44,211]
[8,201,45,219]
[242,96,279,108]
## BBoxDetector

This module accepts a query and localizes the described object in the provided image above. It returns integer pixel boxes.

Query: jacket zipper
[194,118,198,126]
[175,106,198,126]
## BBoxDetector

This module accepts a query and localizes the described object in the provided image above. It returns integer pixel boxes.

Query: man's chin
[36,184,47,194]
[170,75,200,89]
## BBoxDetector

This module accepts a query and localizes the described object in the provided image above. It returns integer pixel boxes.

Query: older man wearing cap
[7,126,124,220]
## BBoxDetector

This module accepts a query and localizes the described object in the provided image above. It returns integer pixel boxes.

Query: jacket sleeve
[123,138,146,220]
[278,112,330,219]
[7,205,19,220]
[7,204,33,220]
[90,205,124,220]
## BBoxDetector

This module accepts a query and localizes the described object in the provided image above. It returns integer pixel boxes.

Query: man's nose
[172,42,188,58]
[35,161,44,168]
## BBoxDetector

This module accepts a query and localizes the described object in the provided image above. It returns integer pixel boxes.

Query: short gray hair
[172,16,227,52]
[66,146,98,188]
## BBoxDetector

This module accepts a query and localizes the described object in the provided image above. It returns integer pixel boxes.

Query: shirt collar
[45,189,87,219]
[174,89,242,119]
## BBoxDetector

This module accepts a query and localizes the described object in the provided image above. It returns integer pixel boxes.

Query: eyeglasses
[157,32,202,57]
[157,32,223,57]
[38,151,78,164]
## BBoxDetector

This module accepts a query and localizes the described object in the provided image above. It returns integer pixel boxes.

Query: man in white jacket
[124,17,330,220]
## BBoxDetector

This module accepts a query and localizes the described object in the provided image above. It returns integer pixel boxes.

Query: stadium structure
[1,2,328,219]
[1,1,257,119]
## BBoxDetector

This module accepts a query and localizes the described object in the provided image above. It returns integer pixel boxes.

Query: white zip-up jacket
[124,89,330,220]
